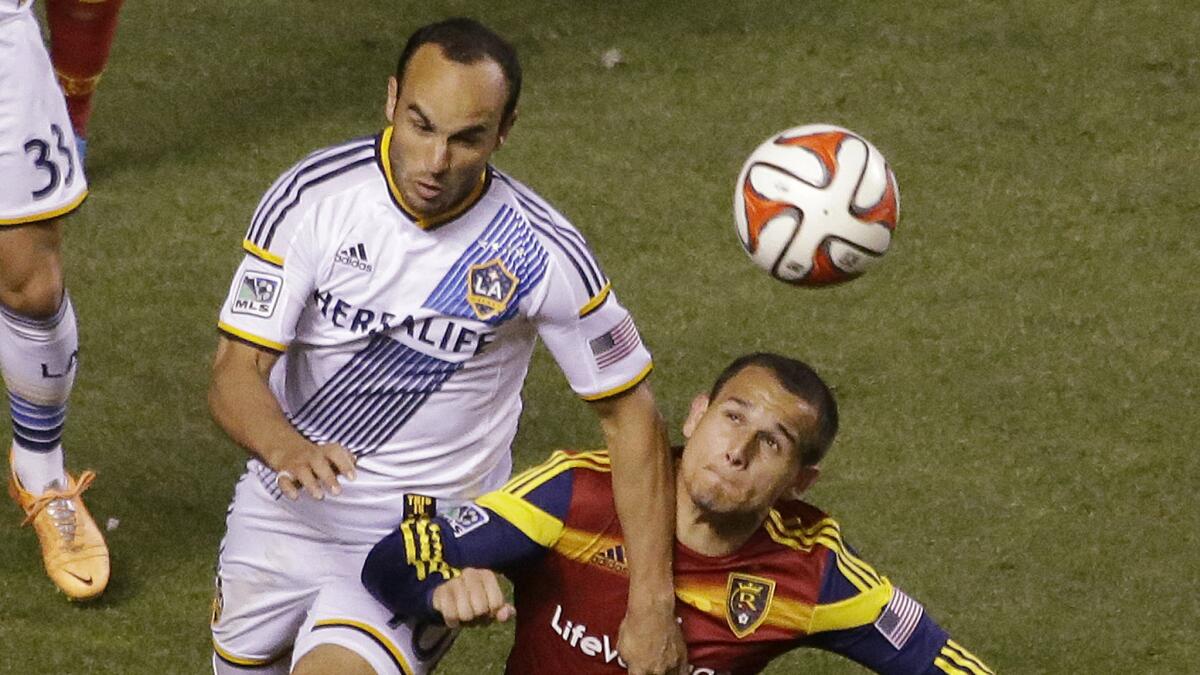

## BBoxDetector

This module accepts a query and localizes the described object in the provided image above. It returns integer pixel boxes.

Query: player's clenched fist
[270,442,357,501]
[432,568,515,628]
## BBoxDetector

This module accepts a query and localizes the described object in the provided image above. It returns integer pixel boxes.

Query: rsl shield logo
[466,258,518,320]
[725,573,776,638]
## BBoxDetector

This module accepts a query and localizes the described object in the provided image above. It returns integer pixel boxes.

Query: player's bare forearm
[209,336,355,499]
[209,337,296,459]
[589,379,686,674]
[591,381,674,593]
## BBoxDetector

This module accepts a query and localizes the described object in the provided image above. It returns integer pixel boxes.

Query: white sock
[11,443,66,494]
[0,296,76,495]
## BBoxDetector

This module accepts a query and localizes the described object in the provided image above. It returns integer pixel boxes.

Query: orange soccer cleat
[9,465,110,600]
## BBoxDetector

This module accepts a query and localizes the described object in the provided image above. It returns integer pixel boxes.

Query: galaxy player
[209,17,683,675]
[2,0,109,601]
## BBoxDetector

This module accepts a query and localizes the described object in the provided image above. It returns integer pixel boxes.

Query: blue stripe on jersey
[246,138,376,249]
[421,204,550,325]
[493,172,608,297]
[288,334,462,456]
[9,394,66,453]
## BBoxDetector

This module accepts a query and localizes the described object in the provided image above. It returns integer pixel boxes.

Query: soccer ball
[733,124,899,286]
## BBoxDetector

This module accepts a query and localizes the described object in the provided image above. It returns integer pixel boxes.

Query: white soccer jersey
[0,1,88,225]
[0,1,34,22]
[217,128,652,542]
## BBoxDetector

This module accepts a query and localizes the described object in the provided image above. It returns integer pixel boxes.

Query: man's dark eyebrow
[405,104,489,140]
[724,396,797,445]
[450,123,490,140]
[406,103,432,128]
[775,422,798,447]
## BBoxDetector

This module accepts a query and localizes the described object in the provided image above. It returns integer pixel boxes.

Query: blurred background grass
[0,0,1196,672]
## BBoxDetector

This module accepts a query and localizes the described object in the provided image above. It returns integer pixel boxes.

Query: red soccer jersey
[363,450,992,675]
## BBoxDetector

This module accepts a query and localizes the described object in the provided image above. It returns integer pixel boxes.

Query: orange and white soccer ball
[733,124,899,286]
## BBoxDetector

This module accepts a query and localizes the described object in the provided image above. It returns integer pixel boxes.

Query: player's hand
[617,598,687,675]
[431,568,515,628]
[271,442,357,501]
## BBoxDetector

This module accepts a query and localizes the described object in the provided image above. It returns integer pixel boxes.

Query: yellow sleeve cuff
[217,322,287,352]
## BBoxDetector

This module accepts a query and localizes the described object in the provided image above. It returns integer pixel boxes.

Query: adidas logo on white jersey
[334,243,373,272]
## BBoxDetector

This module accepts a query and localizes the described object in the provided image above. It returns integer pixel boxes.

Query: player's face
[679,366,820,519]
[385,44,514,219]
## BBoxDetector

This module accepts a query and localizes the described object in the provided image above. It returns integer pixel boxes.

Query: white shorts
[211,476,457,675]
[0,7,88,226]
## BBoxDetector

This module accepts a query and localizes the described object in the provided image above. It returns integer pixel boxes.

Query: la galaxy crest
[466,258,518,320]
[725,573,776,638]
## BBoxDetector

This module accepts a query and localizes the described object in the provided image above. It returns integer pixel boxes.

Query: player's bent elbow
[360,545,388,605]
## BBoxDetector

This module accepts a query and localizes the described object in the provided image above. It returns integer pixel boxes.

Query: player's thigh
[292,572,458,675]
[292,644,377,675]
[212,479,330,667]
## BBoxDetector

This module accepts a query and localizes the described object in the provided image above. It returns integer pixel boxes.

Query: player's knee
[292,644,378,675]
[0,266,64,319]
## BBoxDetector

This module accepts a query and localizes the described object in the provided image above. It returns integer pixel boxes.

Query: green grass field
[1,1,1197,672]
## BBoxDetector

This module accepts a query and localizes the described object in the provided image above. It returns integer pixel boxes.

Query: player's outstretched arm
[806,605,994,675]
[799,540,994,675]
[588,380,686,675]
[208,337,355,500]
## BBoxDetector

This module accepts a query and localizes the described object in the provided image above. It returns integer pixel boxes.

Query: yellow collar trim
[378,126,489,230]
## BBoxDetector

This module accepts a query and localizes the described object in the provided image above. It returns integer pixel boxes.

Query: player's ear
[497,108,518,149]
[792,465,820,494]
[385,76,400,122]
[681,393,709,439]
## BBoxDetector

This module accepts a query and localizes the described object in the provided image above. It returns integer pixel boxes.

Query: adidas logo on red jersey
[589,545,627,573]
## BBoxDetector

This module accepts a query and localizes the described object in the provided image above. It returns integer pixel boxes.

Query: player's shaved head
[397,18,522,125]
[709,353,838,465]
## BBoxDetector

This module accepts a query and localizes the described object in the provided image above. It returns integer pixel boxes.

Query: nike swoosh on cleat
[65,571,93,585]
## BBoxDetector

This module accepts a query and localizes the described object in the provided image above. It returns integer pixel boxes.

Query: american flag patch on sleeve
[874,587,924,650]
[589,315,640,370]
